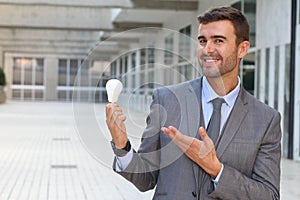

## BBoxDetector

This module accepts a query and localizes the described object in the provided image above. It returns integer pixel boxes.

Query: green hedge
[0,68,6,86]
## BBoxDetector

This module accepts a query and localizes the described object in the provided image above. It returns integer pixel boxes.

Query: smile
[203,58,220,63]
[205,59,218,63]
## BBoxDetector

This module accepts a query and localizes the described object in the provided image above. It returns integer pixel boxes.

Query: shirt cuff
[211,164,224,188]
[115,147,133,172]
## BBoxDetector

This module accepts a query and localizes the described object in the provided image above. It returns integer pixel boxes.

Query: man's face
[197,20,242,79]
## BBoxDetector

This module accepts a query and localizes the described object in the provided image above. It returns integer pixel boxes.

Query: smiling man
[106,6,281,200]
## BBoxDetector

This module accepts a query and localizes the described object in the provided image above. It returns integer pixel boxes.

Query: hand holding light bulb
[105,79,128,149]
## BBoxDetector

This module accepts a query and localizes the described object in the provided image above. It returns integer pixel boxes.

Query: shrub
[0,67,6,86]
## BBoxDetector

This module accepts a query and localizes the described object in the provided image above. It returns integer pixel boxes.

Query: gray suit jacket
[115,78,281,200]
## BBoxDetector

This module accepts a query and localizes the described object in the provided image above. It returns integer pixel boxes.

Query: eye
[215,39,224,44]
[199,39,207,46]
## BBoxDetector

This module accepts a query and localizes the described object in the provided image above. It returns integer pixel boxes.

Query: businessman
[106,6,281,200]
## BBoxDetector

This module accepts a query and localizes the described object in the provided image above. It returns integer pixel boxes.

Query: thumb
[198,127,208,140]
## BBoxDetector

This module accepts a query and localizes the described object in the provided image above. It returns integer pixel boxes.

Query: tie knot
[211,98,225,110]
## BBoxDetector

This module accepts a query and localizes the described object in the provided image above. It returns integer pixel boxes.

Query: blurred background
[0,0,299,199]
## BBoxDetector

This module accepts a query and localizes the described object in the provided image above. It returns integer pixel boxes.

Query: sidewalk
[0,101,299,199]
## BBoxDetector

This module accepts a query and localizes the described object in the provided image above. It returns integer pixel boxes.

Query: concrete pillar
[0,47,3,68]
[154,36,165,86]
[127,53,132,92]
[135,50,141,89]
[3,54,13,99]
[44,57,58,101]
[294,25,300,160]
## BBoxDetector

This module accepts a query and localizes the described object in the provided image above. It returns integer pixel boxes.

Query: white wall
[197,0,233,13]
[256,0,291,48]
[0,4,113,30]
[294,20,300,160]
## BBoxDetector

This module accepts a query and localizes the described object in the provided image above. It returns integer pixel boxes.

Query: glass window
[23,90,32,100]
[132,74,135,89]
[79,61,90,87]
[186,65,193,80]
[274,46,280,110]
[13,58,22,85]
[176,64,192,82]
[163,67,174,85]
[35,58,44,85]
[110,61,117,77]
[13,57,44,86]
[232,0,256,47]
[120,58,123,75]
[283,43,291,158]
[35,90,43,100]
[148,47,155,68]
[140,49,146,70]
[58,59,67,86]
[125,56,128,73]
[256,49,261,98]
[12,89,21,98]
[164,34,173,65]
[231,1,241,10]
[12,57,44,100]
[148,71,154,88]
[242,52,255,95]
[265,48,270,105]
[131,52,136,71]
[69,59,78,86]
[179,25,191,62]
[139,72,145,94]
[22,58,33,85]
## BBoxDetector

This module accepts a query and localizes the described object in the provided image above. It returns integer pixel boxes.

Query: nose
[203,41,215,54]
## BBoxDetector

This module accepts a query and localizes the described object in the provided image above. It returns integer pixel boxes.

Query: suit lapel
[183,78,202,137]
[183,78,203,192]
[185,92,201,137]
[216,87,249,158]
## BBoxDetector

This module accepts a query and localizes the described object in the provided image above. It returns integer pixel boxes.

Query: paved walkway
[0,101,299,199]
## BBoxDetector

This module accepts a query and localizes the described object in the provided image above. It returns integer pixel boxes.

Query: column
[44,57,58,100]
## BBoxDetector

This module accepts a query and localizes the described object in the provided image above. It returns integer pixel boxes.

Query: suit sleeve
[209,111,281,200]
[113,89,162,192]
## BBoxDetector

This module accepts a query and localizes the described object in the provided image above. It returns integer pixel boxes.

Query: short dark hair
[197,6,250,45]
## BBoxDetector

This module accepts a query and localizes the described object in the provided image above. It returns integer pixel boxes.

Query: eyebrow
[197,35,227,40]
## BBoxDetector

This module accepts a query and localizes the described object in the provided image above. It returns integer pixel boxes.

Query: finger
[107,104,123,124]
[105,103,112,116]
[111,103,123,112]
[198,127,214,158]
[162,126,180,137]
[198,127,208,141]
[162,126,193,150]
[161,127,175,138]
[106,104,113,124]
[119,114,126,121]
[112,111,126,128]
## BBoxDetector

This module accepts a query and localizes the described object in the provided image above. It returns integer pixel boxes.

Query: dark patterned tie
[207,98,225,144]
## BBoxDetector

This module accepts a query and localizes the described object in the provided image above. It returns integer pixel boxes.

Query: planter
[0,86,6,104]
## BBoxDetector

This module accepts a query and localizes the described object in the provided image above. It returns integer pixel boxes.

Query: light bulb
[106,79,123,103]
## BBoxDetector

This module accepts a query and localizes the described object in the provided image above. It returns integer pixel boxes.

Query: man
[106,6,281,200]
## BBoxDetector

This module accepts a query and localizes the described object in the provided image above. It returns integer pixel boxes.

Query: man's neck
[206,76,238,96]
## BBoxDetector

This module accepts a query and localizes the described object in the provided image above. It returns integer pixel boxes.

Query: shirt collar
[202,76,240,108]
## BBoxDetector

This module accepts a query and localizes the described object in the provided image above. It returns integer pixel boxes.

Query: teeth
[206,60,216,63]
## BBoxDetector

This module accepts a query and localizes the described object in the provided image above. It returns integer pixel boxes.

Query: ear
[237,41,250,59]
